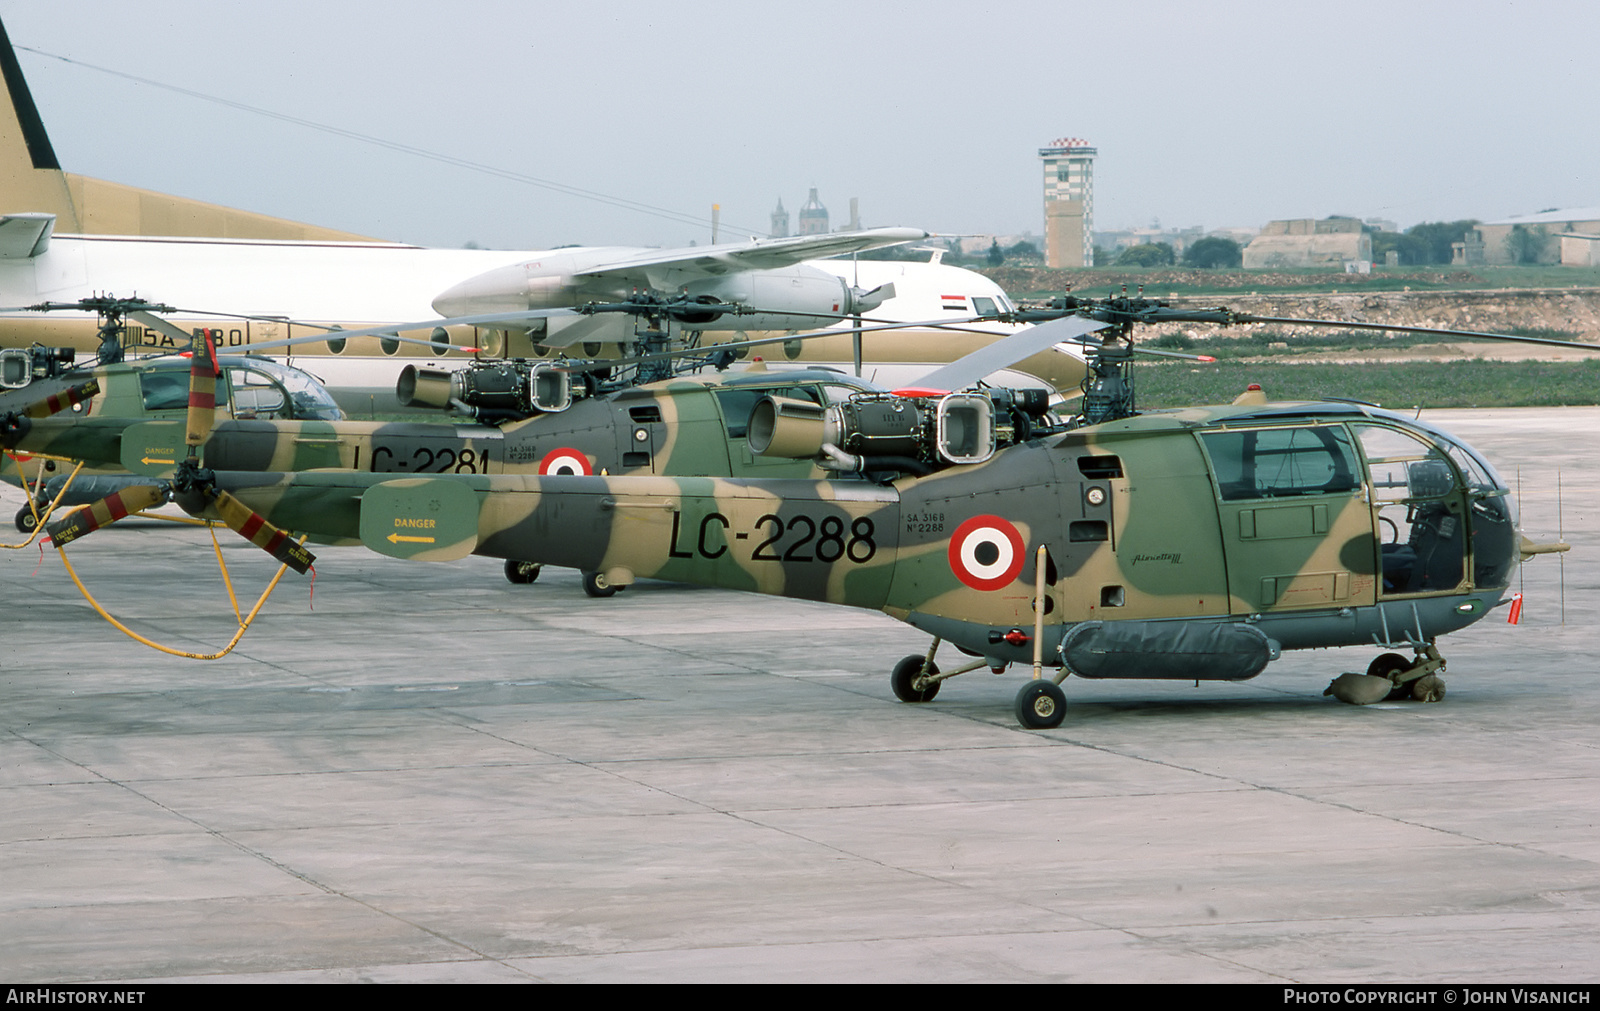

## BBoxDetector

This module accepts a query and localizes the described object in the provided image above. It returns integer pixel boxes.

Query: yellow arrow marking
[141,456,176,466]
[388,533,436,544]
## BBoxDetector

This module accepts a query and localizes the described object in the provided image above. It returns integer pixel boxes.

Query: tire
[891,654,940,703]
[15,504,39,534]
[1015,680,1066,729]
[504,560,541,584]
[582,570,620,598]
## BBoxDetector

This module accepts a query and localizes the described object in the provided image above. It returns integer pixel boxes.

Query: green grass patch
[1134,358,1600,410]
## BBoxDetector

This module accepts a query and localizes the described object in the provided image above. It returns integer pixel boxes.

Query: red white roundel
[948,515,1026,591]
[538,448,592,476]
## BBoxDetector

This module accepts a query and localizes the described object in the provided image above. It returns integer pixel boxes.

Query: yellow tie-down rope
[0,455,215,550]
[54,529,312,660]
[2,454,85,549]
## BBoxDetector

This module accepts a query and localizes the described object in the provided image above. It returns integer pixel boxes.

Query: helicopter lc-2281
[45,305,1570,729]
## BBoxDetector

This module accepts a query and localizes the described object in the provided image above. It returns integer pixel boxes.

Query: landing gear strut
[888,637,1070,729]
[1369,642,1447,702]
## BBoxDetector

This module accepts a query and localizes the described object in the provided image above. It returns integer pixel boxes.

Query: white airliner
[0,18,1082,411]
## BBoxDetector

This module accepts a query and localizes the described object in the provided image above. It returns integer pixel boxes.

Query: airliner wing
[0,213,54,258]
[570,227,928,281]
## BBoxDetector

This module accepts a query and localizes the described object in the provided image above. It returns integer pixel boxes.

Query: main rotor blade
[46,484,167,547]
[912,316,1112,391]
[221,300,1021,357]
[127,310,196,347]
[1073,303,1600,353]
[554,314,1036,375]
[209,489,315,574]
[1220,313,1600,352]
[233,308,582,354]
[1131,346,1218,362]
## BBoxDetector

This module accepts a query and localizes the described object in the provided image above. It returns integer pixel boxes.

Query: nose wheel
[15,503,41,534]
[1368,644,1447,702]
[891,654,941,702]
[1015,680,1066,729]
[1328,645,1448,704]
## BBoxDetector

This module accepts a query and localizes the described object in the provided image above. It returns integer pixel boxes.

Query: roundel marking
[948,514,1026,591]
[539,448,592,476]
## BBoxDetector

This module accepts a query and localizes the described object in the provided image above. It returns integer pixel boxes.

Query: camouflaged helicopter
[33,297,1578,728]
[5,293,1067,594]
[0,326,343,533]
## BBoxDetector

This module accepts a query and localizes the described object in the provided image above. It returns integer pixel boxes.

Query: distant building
[798,188,829,235]
[1039,137,1096,268]
[770,198,789,238]
[1207,225,1262,248]
[1243,218,1372,269]
[950,232,1044,257]
[1467,207,1600,265]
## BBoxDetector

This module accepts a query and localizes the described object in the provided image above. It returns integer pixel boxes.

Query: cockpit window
[1202,426,1359,500]
[971,296,998,316]
[138,369,207,412]
[1354,425,1457,503]
[230,368,286,417]
[230,360,344,421]
[134,360,342,420]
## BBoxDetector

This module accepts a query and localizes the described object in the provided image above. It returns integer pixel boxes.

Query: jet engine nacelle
[748,392,997,472]
[0,346,75,388]
[431,254,894,332]
[398,361,572,420]
[678,265,864,331]
[431,249,644,317]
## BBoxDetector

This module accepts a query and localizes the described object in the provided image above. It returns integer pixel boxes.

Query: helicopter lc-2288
[44,303,1570,729]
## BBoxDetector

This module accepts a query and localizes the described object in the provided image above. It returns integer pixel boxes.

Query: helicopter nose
[432,264,529,318]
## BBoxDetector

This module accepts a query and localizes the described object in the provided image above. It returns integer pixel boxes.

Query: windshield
[1390,416,1509,495]
[226,358,344,421]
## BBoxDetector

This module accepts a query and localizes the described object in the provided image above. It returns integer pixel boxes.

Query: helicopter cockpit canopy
[136,356,344,422]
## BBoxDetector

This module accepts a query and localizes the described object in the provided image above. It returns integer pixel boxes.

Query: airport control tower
[1039,137,1096,267]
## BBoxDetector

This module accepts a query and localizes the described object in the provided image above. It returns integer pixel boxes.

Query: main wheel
[581,570,620,598]
[504,560,541,584]
[1015,680,1066,729]
[891,655,940,703]
[14,504,40,534]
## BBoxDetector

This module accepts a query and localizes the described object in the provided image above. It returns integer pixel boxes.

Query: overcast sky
[7,1,1598,250]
